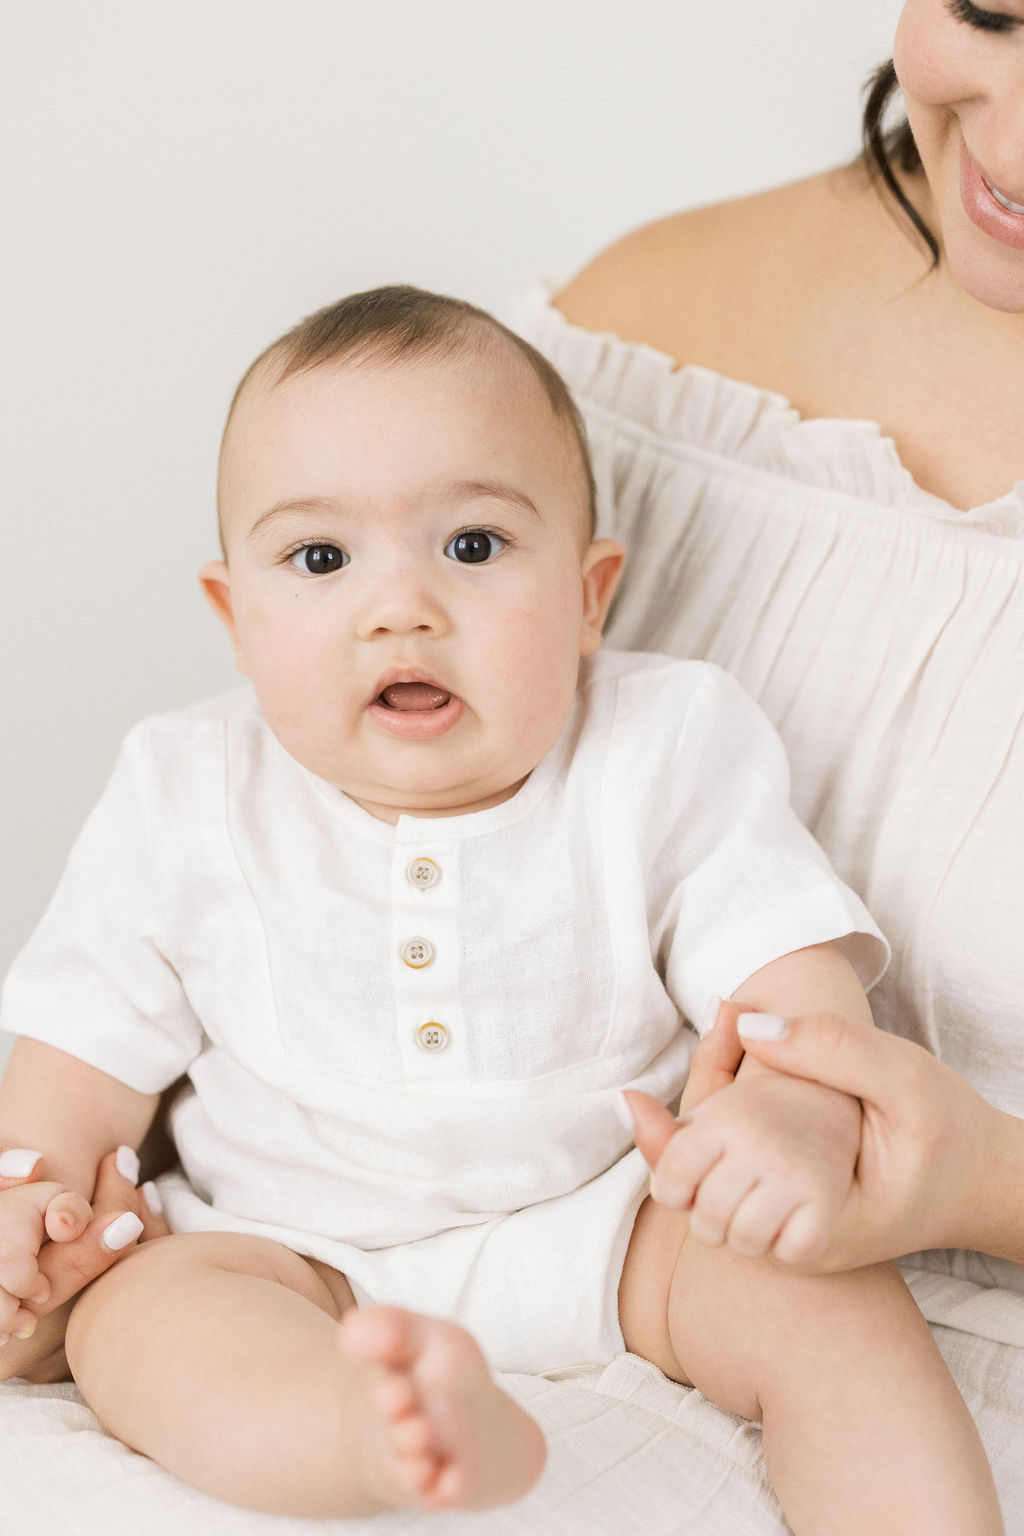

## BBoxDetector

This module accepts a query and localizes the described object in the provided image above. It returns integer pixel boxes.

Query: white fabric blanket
[1,1267,1022,1535]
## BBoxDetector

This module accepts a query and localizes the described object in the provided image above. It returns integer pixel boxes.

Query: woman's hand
[627,1003,862,1265]
[639,1003,1008,1273]
[733,1008,1007,1272]
[0,1149,169,1383]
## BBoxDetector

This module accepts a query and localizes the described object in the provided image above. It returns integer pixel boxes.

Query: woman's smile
[960,139,1024,247]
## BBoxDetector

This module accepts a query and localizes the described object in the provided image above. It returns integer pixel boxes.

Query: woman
[5,0,1024,1489]
[520,0,1024,1286]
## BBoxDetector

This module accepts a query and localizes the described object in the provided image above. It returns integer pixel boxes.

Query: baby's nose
[356,566,448,639]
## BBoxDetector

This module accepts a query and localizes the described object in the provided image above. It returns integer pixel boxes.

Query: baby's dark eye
[443,529,507,564]
[288,543,349,575]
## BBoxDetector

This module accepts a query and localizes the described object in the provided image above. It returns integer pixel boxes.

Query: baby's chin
[342,774,530,825]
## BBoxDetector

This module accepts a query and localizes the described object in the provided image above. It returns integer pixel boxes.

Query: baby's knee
[70,1231,337,1341]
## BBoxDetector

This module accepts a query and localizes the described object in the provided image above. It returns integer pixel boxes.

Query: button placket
[391,840,462,1081]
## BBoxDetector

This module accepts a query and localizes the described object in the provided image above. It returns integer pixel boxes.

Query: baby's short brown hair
[219,285,597,550]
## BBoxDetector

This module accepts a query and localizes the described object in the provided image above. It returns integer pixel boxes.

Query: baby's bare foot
[338,1305,546,1511]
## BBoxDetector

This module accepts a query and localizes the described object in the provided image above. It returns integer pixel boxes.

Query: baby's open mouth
[377,682,452,712]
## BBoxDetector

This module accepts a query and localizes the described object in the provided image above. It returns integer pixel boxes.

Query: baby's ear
[198,561,249,675]
[579,539,625,655]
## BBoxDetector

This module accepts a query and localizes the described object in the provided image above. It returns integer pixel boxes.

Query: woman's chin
[945,234,1024,315]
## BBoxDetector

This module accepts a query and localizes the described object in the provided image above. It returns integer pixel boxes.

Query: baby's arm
[632,942,871,1265]
[0,1038,159,1333]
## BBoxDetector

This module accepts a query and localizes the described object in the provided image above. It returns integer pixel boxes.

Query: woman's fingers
[0,1147,171,1381]
[33,1148,166,1311]
[735,1009,904,1101]
[679,1002,746,1112]
[0,1298,74,1383]
[137,1181,170,1239]
[0,1148,44,1184]
[623,1090,680,1173]
[91,1149,169,1240]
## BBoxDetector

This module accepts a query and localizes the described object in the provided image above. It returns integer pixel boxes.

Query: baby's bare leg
[660,1235,1002,1535]
[64,1231,544,1517]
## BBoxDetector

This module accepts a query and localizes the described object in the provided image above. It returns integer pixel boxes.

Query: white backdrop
[0,0,902,1053]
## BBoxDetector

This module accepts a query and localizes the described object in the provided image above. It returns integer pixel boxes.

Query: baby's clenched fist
[628,1063,861,1267]
[0,1181,92,1341]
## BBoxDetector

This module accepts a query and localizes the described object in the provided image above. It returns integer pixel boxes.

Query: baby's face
[202,347,623,822]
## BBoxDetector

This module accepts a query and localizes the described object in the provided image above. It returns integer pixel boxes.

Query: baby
[0,286,1001,1532]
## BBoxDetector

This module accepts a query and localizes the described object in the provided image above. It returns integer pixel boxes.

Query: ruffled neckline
[512,285,1024,538]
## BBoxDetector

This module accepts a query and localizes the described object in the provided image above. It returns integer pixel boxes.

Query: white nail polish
[0,1149,43,1178]
[115,1145,140,1184]
[141,1180,163,1216]
[100,1212,144,1252]
[612,1091,634,1130]
[737,1012,788,1040]
[700,994,723,1034]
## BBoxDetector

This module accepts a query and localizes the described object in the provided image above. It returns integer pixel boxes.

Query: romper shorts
[154,1146,651,1375]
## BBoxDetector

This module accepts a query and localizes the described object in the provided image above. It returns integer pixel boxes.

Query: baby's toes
[427,1462,467,1508]
[390,1407,435,1462]
[374,1370,418,1421]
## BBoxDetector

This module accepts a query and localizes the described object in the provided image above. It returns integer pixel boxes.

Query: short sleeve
[647,666,889,1031]
[0,723,204,1093]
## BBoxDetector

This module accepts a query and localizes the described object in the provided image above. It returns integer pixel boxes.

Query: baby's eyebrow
[246,482,542,541]
[445,479,542,521]
[247,497,340,541]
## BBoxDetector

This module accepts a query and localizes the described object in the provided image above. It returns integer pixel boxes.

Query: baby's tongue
[379,682,451,712]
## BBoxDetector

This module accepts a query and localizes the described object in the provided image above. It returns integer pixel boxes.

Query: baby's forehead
[219,339,593,544]
[225,339,575,477]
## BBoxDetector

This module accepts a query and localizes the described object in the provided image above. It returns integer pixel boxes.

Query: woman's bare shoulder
[555,166,888,373]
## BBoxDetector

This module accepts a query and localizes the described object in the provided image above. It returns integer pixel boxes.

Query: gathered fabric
[515,285,1024,1300]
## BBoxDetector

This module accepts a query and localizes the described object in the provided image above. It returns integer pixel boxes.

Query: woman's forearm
[0,1037,159,1199]
[960,1104,1024,1264]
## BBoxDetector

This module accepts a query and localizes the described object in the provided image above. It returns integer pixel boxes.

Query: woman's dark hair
[861,60,939,266]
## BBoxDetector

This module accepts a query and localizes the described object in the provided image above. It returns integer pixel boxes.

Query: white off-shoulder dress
[3,291,1023,1535]
[515,289,1024,1254]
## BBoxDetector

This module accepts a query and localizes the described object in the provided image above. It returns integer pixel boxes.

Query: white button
[407,857,440,890]
[416,1022,449,1053]
[401,937,435,969]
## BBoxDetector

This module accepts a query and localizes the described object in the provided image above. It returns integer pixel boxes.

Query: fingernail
[0,1334,10,1349]
[613,1091,635,1130]
[100,1212,144,1252]
[0,1149,43,1178]
[13,1319,36,1341]
[737,1012,789,1041]
[115,1145,140,1184]
[700,994,723,1034]
[141,1180,163,1216]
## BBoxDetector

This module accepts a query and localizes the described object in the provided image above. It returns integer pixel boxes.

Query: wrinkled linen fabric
[2,1323,1023,1533]
[3,284,1023,1530]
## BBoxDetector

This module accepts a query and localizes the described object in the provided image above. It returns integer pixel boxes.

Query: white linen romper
[0,649,885,1372]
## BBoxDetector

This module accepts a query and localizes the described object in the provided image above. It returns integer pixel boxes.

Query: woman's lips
[959,141,1024,250]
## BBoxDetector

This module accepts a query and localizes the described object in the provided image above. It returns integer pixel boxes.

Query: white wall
[0,0,902,1060]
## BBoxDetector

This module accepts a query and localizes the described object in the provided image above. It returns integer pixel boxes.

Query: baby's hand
[0,1173,92,1341]
[626,1063,861,1266]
